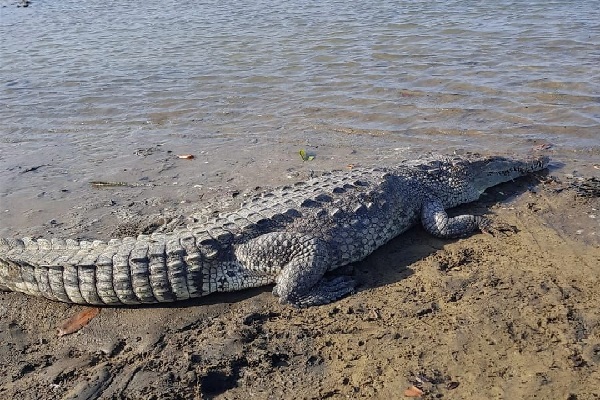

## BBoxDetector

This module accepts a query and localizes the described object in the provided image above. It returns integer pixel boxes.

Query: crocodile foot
[479,218,518,237]
[278,276,356,308]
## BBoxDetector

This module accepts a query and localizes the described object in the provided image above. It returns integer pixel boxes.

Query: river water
[0,0,599,234]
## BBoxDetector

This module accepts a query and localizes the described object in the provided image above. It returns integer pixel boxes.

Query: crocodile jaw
[470,155,549,194]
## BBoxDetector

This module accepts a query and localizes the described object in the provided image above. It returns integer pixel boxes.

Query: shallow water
[0,0,599,234]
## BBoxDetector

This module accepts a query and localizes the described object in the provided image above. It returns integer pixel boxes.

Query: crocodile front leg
[235,233,355,307]
[421,198,515,239]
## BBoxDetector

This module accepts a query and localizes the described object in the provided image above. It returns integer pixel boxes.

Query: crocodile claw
[479,218,517,237]
[281,276,356,308]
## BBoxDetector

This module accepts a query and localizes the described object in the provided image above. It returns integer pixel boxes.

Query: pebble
[446,381,460,390]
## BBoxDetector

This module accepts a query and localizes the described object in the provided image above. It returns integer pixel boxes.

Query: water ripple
[1,0,599,154]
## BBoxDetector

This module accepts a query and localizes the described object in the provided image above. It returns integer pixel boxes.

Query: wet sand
[0,148,599,399]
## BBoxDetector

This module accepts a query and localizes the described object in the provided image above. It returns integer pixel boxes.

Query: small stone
[185,370,197,384]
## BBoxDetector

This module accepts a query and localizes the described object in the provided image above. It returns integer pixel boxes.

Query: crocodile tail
[0,234,205,305]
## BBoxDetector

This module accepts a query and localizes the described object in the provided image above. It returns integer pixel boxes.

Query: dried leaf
[57,307,101,337]
[533,143,552,151]
[404,385,424,397]
[177,154,195,159]
[446,381,460,390]
[90,181,130,188]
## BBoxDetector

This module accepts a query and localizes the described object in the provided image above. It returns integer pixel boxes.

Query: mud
[1,156,599,399]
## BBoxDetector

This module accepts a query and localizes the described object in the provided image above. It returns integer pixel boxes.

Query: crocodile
[0,154,549,307]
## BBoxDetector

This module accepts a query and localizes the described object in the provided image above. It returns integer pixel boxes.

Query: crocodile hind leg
[272,244,355,308]
[235,233,355,307]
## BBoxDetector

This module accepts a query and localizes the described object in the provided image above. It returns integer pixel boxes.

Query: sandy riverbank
[0,155,599,399]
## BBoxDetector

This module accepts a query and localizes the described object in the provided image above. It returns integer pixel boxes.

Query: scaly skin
[0,154,549,307]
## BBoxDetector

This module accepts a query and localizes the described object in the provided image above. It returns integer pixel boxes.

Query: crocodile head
[419,154,550,208]
[469,154,549,195]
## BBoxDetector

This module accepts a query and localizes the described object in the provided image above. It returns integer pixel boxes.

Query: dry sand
[1,152,599,400]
